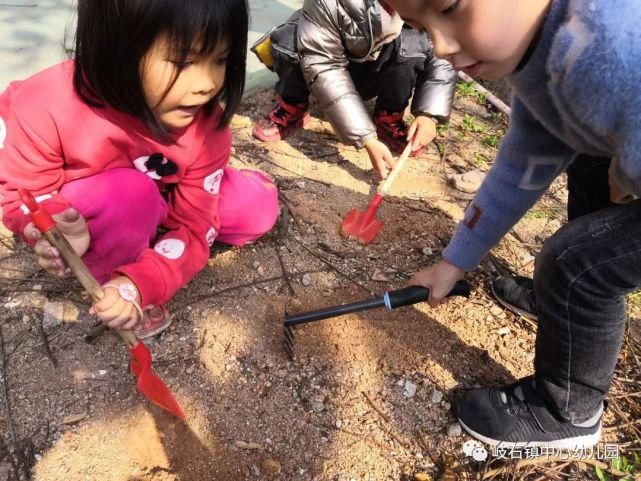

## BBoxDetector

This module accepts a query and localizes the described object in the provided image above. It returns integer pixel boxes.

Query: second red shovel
[341,141,412,244]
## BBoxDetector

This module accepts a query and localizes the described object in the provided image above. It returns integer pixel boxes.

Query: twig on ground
[458,71,512,118]
[172,270,328,311]
[83,321,108,344]
[361,391,409,449]
[0,325,31,481]
[36,316,57,368]
[239,149,333,187]
[273,202,296,296]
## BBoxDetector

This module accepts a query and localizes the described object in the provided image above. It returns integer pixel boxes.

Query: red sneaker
[373,110,425,157]
[253,97,310,142]
[134,305,173,339]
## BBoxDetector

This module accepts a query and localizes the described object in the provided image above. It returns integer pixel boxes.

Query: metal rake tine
[283,325,296,360]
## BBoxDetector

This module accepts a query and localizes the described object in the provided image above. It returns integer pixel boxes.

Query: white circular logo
[203,169,224,195]
[0,116,6,149]
[206,227,218,246]
[154,238,185,259]
[133,155,162,180]
[463,440,488,461]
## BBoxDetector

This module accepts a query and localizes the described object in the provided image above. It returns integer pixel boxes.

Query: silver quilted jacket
[296,0,456,146]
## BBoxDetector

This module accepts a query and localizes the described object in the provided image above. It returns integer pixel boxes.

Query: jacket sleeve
[0,88,72,240]
[411,52,457,122]
[116,133,229,307]
[442,97,577,271]
[297,0,376,146]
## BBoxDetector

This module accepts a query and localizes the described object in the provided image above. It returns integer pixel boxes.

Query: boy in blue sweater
[384,0,641,448]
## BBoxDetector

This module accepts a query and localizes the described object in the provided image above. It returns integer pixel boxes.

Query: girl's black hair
[73,0,248,137]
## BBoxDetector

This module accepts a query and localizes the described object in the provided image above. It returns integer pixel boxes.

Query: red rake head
[130,342,186,420]
[340,207,384,244]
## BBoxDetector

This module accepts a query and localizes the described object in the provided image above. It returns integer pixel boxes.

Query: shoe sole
[490,282,538,322]
[252,114,311,142]
[135,314,173,339]
[458,418,602,450]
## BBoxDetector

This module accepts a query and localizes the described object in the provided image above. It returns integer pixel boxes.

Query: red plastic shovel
[341,141,413,244]
[19,189,186,420]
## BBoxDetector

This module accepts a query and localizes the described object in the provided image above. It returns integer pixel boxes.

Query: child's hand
[364,138,397,179]
[407,115,437,152]
[408,259,465,308]
[91,276,142,330]
[23,207,90,278]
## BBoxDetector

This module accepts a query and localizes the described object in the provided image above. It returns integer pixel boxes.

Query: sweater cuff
[116,260,167,308]
[442,223,491,272]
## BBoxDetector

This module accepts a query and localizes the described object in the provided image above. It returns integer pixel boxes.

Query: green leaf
[612,457,622,471]
[595,465,607,481]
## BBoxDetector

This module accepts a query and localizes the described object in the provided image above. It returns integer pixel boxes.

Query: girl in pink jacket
[0,0,279,338]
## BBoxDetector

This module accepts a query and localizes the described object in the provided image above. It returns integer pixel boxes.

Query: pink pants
[60,167,279,283]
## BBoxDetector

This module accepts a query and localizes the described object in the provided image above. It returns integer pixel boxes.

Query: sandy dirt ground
[0,85,639,481]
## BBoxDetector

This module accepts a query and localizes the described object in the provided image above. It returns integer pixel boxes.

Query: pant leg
[566,154,615,221]
[216,167,279,246]
[350,29,425,113]
[59,168,168,283]
[270,23,310,105]
[533,199,641,423]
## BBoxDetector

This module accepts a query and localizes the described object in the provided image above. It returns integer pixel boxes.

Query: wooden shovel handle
[377,141,413,196]
[42,228,139,348]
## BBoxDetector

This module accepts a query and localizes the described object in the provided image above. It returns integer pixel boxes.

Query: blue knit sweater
[443,0,641,271]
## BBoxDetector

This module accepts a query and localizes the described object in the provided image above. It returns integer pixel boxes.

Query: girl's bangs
[164,0,243,60]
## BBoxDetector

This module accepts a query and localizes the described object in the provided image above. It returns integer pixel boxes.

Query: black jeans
[271,28,426,113]
[534,154,641,422]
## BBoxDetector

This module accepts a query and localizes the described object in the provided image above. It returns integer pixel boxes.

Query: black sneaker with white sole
[456,377,602,449]
[491,276,538,321]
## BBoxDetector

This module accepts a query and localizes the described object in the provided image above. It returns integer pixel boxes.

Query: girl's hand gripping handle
[377,141,413,197]
[18,189,139,347]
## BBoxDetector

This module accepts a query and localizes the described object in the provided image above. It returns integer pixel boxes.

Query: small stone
[42,301,65,334]
[497,327,511,336]
[489,305,504,316]
[63,413,87,425]
[335,419,343,429]
[403,380,417,398]
[430,390,443,404]
[257,265,265,276]
[371,269,389,282]
[234,440,262,450]
[422,247,433,256]
[311,400,325,413]
[252,261,261,270]
[447,423,462,437]
[32,284,42,291]
[302,274,312,286]
[261,458,281,475]
[164,333,175,343]
[450,169,486,194]
[414,473,432,481]
[230,115,253,129]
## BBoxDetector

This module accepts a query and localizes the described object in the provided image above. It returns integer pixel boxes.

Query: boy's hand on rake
[364,138,397,179]
[90,275,142,330]
[407,115,437,152]
[24,207,90,278]
[408,259,465,308]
